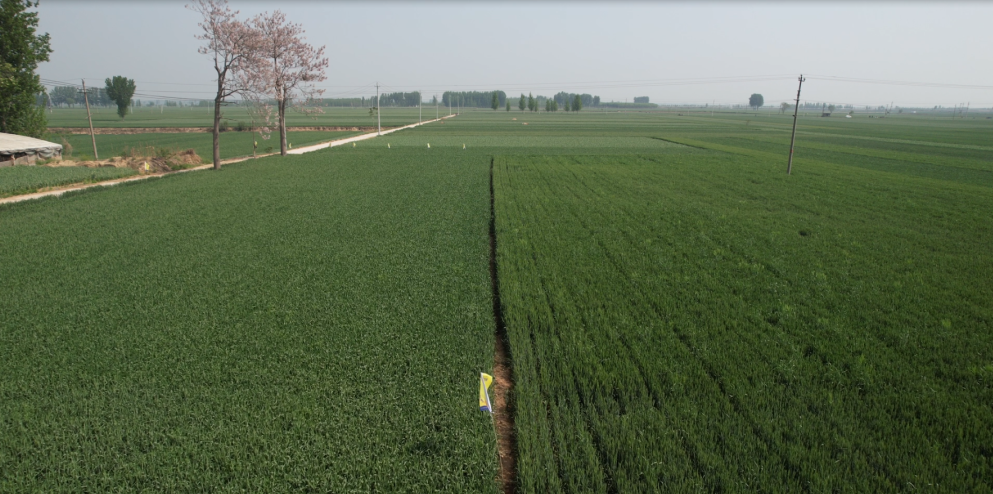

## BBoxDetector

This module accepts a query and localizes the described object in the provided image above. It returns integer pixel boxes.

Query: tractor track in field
[489,157,518,494]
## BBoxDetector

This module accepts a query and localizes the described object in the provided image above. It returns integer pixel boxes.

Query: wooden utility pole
[787,74,805,175]
[376,82,381,136]
[81,79,98,160]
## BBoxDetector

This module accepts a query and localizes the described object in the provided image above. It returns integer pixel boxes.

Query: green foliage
[441,91,503,108]
[0,148,499,491]
[0,0,52,137]
[572,94,582,112]
[527,93,535,112]
[0,165,135,197]
[491,92,499,110]
[506,100,510,112]
[496,148,993,491]
[518,93,526,111]
[48,85,78,107]
[104,76,136,119]
[633,96,649,103]
[749,93,764,109]
[2,109,992,491]
[596,101,657,109]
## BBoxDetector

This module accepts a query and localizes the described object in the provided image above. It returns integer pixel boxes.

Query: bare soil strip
[49,126,390,135]
[489,157,518,494]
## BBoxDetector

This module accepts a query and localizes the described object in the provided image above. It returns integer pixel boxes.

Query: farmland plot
[0,148,499,492]
[494,151,993,491]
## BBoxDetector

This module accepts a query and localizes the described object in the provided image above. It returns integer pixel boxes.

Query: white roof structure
[0,132,62,160]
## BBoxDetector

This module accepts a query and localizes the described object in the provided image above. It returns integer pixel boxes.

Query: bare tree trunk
[279,93,288,156]
[212,95,222,170]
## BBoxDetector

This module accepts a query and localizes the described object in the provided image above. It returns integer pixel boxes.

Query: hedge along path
[0,115,456,206]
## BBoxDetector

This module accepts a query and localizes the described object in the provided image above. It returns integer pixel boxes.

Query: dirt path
[49,126,390,135]
[286,115,453,154]
[1,115,454,206]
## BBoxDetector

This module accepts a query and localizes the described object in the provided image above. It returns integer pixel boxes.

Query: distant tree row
[371,91,421,107]
[443,91,506,108]
[553,92,598,108]
[47,86,109,108]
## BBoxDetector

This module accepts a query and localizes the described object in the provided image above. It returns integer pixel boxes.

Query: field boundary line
[0,116,454,206]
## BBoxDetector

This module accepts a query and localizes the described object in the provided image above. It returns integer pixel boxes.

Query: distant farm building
[0,133,62,166]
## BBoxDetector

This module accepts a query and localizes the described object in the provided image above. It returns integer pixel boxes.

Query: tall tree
[749,93,764,109]
[250,10,328,156]
[491,91,498,110]
[104,76,136,119]
[518,93,525,111]
[528,93,534,112]
[572,94,582,112]
[506,100,510,111]
[49,85,76,107]
[779,101,790,114]
[189,0,262,169]
[0,0,52,137]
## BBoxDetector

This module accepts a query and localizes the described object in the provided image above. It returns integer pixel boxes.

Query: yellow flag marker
[388,143,391,149]
[427,143,431,149]
[463,143,466,150]
[144,162,149,171]
[352,142,356,148]
[479,373,494,413]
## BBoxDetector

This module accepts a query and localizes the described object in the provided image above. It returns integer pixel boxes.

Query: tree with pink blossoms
[187,0,261,170]
[249,11,328,156]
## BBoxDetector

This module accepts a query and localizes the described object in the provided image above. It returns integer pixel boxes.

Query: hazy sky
[37,1,993,108]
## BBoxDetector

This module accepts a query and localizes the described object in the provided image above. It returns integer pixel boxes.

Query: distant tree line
[443,91,506,108]
[553,92,598,108]
[633,96,649,103]
[597,102,658,109]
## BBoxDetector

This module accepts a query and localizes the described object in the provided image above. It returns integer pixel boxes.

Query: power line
[806,75,993,90]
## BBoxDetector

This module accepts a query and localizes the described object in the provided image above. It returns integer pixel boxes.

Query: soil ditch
[489,157,517,494]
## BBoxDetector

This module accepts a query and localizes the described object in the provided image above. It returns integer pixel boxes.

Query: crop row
[494,151,993,491]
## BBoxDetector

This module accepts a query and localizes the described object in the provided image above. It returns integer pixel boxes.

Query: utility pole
[81,79,98,160]
[436,95,438,120]
[449,92,451,116]
[787,74,805,175]
[376,82,381,136]
[419,90,421,124]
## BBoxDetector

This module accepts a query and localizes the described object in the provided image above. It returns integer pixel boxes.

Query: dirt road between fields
[49,126,390,135]
[1,115,454,206]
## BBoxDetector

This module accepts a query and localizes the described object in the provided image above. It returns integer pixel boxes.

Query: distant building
[0,133,63,166]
